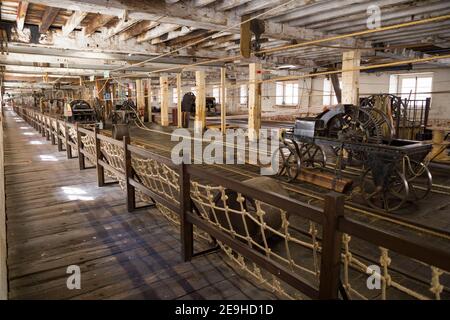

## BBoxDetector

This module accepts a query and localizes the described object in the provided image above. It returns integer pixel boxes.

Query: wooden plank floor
[4,109,278,300]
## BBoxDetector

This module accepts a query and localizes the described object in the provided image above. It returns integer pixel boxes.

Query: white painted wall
[227,69,450,120]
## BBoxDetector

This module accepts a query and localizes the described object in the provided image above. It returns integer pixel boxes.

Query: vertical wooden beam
[136,79,145,122]
[177,73,182,128]
[76,123,85,170]
[94,127,104,187]
[147,79,152,122]
[123,136,135,212]
[341,50,361,105]
[248,63,262,141]
[240,14,251,59]
[194,70,206,134]
[16,1,29,31]
[319,193,344,299]
[160,76,169,126]
[180,163,193,262]
[220,67,227,133]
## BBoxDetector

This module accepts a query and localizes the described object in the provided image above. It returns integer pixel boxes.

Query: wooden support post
[123,136,135,212]
[65,122,72,159]
[147,79,152,123]
[180,163,193,262]
[46,118,50,141]
[160,76,169,126]
[194,70,206,134]
[319,193,344,299]
[240,14,251,59]
[136,79,145,122]
[76,123,86,170]
[94,127,104,187]
[177,73,182,128]
[57,122,63,152]
[221,67,227,133]
[248,63,262,141]
[330,73,342,104]
[50,123,56,145]
[341,50,361,105]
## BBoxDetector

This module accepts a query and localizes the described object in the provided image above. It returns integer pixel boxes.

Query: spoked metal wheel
[300,143,326,168]
[360,168,409,212]
[274,143,301,182]
[404,160,432,200]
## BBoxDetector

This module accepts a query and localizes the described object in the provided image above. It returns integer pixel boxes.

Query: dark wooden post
[95,127,104,187]
[319,192,344,299]
[57,122,63,152]
[50,121,56,145]
[76,123,85,170]
[45,118,50,141]
[41,116,46,137]
[180,162,193,262]
[65,122,72,159]
[123,136,135,212]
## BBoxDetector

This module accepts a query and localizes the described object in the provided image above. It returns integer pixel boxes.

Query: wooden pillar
[220,67,226,133]
[147,79,152,123]
[195,70,206,134]
[160,76,169,126]
[177,73,182,128]
[248,63,262,141]
[136,79,145,121]
[341,50,361,105]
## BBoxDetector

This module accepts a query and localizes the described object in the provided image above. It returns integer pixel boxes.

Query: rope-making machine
[278,103,433,212]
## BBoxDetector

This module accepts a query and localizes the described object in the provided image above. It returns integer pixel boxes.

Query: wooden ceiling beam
[136,24,180,43]
[39,6,60,34]
[119,20,159,41]
[84,14,115,37]
[16,1,29,31]
[62,11,88,36]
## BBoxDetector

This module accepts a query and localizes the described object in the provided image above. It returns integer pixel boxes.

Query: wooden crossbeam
[39,7,60,34]
[62,11,88,36]
[16,1,29,31]
[84,14,115,37]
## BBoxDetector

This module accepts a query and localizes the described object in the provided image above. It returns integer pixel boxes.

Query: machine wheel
[360,168,409,212]
[300,143,326,168]
[404,160,432,200]
[274,143,301,182]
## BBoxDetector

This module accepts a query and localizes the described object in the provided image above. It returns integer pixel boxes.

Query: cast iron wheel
[360,168,409,212]
[403,160,432,200]
[274,144,301,182]
[300,143,326,169]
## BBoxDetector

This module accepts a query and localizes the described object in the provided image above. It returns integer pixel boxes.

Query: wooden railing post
[57,122,63,152]
[319,192,344,299]
[123,136,135,212]
[50,122,56,145]
[180,162,193,262]
[76,123,85,170]
[45,118,50,141]
[65,122,72,159]
[41,117,46,138]
[95,127,104,187]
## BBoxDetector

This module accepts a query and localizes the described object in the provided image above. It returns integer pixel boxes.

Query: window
[276,81,299,105]
[172,88,178,104]
[240,85,247,105]
[323,78,341,106]
[212,86,220,103]
[390,73,433,101]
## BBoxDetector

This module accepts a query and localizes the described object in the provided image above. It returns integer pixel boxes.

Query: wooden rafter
[120,21,159,41]
[62,11,88,36]
[39,6,59,33]
[16,1,29,31]
[84,14,115,37]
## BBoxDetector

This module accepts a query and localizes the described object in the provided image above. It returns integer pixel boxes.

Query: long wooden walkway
[3,109,277,300]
